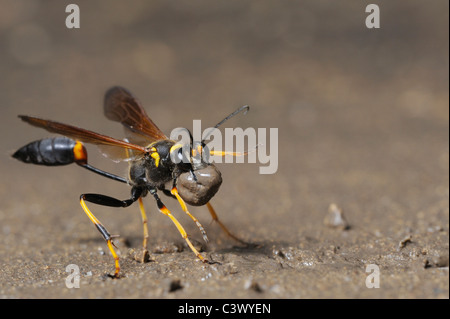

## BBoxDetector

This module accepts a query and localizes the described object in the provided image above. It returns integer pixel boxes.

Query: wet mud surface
[0,1,448,298]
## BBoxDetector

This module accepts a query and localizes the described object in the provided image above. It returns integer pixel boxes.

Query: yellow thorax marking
[169,143,183,154]
[149,147,160,167]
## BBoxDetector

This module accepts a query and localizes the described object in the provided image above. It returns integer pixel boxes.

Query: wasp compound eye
[177,164,222,206]
[179,146,191,164]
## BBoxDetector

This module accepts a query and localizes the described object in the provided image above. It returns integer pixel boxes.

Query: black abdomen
[13,137,77,166]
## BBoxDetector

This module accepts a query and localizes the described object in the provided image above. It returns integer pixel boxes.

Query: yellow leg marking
[107,239,120,278]
[80,197,101,225]
[158,204,206,263]
[206,202,248,245]
[171,187,209,243]
[209,144,259,158]
[80,197,121,278]
[137,197,150,262]
[209,150,249,157]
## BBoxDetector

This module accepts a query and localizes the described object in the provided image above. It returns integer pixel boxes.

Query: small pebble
[324,203,350,230]
[398,235,412,250]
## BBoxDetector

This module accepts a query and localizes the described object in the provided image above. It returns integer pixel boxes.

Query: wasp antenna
[241,105,250,115]
[213,105,249,130]
[253,143,262,151]
[209,144,259,157]
[202,105,250,145]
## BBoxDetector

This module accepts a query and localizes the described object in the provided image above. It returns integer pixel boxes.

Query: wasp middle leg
[206,202,249,246]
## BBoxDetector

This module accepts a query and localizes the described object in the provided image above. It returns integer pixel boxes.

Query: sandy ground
[0,1,448,299]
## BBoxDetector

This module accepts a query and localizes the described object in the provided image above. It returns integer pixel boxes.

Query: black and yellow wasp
[13,87,249,278]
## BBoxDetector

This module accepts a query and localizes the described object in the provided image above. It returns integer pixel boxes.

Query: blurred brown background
[0,0,448,298]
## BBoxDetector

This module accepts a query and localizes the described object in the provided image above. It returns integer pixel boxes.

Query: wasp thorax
[177,164,222,206]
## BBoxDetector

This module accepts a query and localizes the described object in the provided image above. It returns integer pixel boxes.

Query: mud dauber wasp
[13,86,251,278]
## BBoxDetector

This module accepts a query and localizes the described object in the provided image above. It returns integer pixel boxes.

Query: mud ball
[177,164,222,206]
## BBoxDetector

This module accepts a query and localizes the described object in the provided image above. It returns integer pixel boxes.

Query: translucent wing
[18,115,148,161]
[104,87,167,145]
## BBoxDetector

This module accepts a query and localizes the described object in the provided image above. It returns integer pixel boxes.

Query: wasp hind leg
[79,187,143,278]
